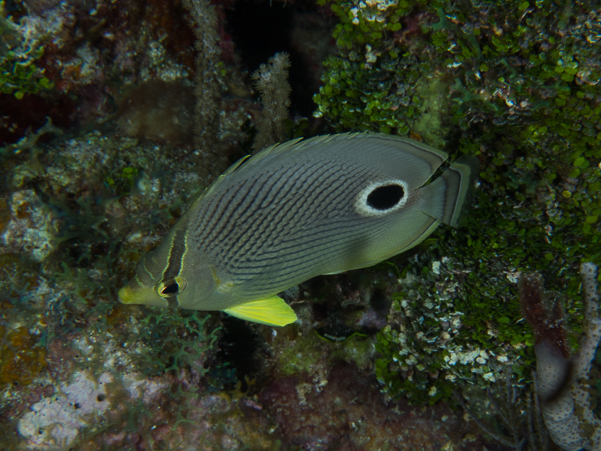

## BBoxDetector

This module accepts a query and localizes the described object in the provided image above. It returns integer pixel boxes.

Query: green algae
[131,309,220,376]
[267,322,375,379]
[315,0,601,404]
[275,330,327,376]
[0,3,53,99]
[409,74,450,149]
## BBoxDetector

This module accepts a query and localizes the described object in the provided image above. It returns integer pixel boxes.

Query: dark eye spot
[161,282,179,295]
[366,184,405,210]
[97,393,106,402]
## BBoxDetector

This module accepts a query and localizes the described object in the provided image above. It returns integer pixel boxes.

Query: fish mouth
[118,285,136,304]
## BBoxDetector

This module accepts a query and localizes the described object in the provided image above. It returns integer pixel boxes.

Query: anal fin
[224,296,297,327]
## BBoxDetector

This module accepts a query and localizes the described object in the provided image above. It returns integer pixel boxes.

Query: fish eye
[366,184,405,210]
[161,282,179,295]
[156,277,187,297]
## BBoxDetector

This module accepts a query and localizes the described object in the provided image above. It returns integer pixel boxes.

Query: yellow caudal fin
[223,296,297,327]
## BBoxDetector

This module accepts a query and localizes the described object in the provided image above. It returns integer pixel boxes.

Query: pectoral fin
[223,296,297,327]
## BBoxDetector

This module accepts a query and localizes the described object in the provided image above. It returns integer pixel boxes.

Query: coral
[1,0,241,149]
[457,262,601,450]
[0,117,62,157]
[116,80,196,145]
[310,0,601,407]
[258,361,486,450]
[252,52,292,152]
[17,371,113,449]
[0,1,55,99]
[453,263,601,450]
[457,377,548,450]
[0,125,258,448]
[183,0,222,150]
[374,273,522,406]
[1,189,60,261]
[0,325,46,387]
[521,263,601,450]
[130,309,221,377]
[5,0,601,449]
[0,1,330,450]
[520,272,569,359]
[5,277,224,449]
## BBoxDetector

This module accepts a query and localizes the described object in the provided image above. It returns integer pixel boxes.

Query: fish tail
[421,155,479,227]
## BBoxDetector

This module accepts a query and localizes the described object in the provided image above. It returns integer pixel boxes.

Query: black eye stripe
[366,184,405,210]
[161,282,179,295]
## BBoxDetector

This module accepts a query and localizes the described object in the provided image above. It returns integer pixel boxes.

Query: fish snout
[118,284,136,304]
[118,281,170,307]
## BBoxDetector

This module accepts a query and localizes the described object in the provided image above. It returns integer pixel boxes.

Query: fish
[118,133,477,327]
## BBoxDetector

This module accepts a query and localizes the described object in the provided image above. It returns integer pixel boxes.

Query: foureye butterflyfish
[118,133,477,327]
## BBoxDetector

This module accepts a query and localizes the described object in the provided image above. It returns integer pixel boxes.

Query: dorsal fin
[227,134,360,179]
[198,132,449,202]
[235,132,448,175]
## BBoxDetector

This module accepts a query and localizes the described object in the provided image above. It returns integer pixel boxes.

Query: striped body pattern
[195,159,387,300]
[119,133,477,326]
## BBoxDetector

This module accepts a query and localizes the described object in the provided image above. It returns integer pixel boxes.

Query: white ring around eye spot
[354,179,409,217]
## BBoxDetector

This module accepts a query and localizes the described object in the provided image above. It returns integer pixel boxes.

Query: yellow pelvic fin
[223,296,297,327]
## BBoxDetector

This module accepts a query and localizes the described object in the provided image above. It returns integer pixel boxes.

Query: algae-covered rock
[316,0,601,418]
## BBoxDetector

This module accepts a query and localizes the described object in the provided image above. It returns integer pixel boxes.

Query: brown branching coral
[520,273,570,361]
[182,0,221,151]
[520,263,601,451]
[457,368,552,451]
[251,52,291,152]
[457,379,530,450]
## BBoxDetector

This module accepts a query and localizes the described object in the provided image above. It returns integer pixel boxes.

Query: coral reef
[0,1,55,100]
[521,263,601,450]
[258,361,485,450]
[18,371,115,448]
[0,325,47,386]
[183,0,222,150]
[457,375,549,450]
[0,124,500,449]
[1,0,601,449]
[2,189,59,261]
[456,263,601,450]
[310,0,601,411]
[252,52,292,151]
[0,126,232,446]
